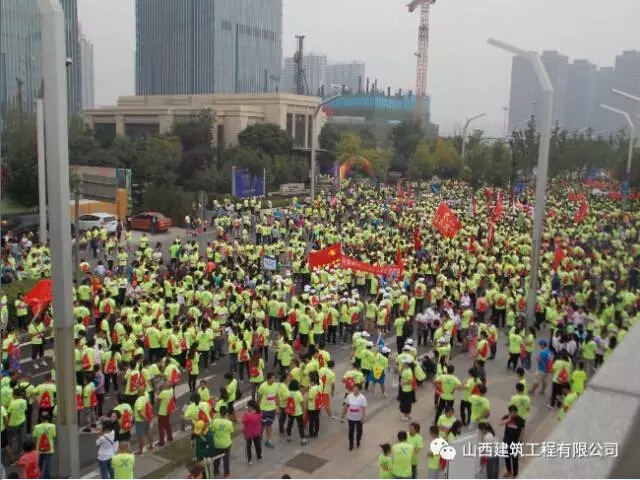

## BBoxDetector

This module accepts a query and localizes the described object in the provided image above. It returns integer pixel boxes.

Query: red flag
[468,236,477,254]
[308,243,342,269]
[573,200,588,223]
[432,202,462,238]
[396,247,404,274]
[487,222,495,247]
[484,187,493,205]
[413,227,423,252]
[553,245,564,270]
[492,192,503,222]
[568,189,577,202]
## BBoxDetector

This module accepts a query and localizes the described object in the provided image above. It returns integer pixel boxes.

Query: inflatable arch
[338,157,374,182]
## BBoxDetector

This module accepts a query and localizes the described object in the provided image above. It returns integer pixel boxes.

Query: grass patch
[0,198,35,215]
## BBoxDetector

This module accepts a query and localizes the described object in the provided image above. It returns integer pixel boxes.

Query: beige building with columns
[82,93,324,149]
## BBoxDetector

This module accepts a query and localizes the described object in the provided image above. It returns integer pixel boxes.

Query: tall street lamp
[36,81,47,244]
[310,94,341,202]
[460,113,486,159]
[612,88,640,175]
[488,38,554,329]
[601,104,635,211]
[38,0,79,478]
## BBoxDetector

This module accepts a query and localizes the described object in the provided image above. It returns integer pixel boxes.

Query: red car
[126,212,172,234]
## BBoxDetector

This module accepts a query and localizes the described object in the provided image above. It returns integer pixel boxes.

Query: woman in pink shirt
[242,400,263,464]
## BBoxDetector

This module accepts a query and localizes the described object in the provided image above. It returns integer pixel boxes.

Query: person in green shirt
[156,383,175,446]
[407,423,424,479]
[434,364,463,422]
[306,372,322,438]
[510,383,531,423]
[285,380,308,445]
[32,411,56,478]
[391,430,414,479]
[111,441,135,479]
[133,389,153,455]
[378,443,393,479]
[257,373,278,448]
[571,361,588,395]
[426,425,441,479]
[7,388,27,455]
[211,406,234,478]
[468,384,491,428]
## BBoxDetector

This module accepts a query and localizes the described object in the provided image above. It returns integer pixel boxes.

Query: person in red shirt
[242,400,263,463]
[15,438,40,479]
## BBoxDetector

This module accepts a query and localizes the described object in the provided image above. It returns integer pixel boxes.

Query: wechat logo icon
[430,437,457,461]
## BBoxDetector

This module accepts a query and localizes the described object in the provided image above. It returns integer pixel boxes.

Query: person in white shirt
[415,309,429,347]
[425,303,440,343]
[341,383,368,451]
[96,420,118,479]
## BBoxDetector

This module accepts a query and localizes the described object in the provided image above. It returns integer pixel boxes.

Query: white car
[75,213,118,233]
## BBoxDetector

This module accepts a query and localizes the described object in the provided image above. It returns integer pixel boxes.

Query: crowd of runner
[0,178,638,479]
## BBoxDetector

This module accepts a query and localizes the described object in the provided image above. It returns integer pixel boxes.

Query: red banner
[573,200,588,223]
[308,244,342,269]
[308,244,403,278]
[491,192,503,222]
[432,202,462,238]
[340,255,403,279]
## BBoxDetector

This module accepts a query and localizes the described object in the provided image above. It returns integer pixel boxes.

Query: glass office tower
[135,0,283,95]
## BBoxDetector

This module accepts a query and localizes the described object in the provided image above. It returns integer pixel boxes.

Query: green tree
[237,123,293,158]
[318,123,342,152]
[68,116,99,165]
[463,143,491,189]
[362,148,390,180]
[222,146,268,177]
[486,141,512,187]
[336,132,363,165]
[407,142,433,181]
[359,128,376,149]
[2,109,38,206]
[432,140,463,178]
[171,109,213,150]
[133,135,180,187]
[389,121,424,173]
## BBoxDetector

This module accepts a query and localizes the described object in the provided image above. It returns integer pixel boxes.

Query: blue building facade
[325,94,431,125]
[0,0,81,114]
[135,0,282,96]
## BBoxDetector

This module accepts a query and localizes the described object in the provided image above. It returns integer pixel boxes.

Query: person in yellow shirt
[211,406,234,477]
[571,361,588,395]
[392,430,415,479]
[156,383,175,446]
[111,441,135,479]
[407,422,424,479]
[284,380,308,445]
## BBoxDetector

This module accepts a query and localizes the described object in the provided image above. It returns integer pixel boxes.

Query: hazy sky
[77,0,638,137]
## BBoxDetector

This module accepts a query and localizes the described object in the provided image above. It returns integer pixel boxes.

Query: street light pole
[37,85,47,244]
[38,0,80,478]
[612,89,640,176]
[601,104,634,211]
[488,38,554,329]
[310,94,341,202]
[460,113,486,159]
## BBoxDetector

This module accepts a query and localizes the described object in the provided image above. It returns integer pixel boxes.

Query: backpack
[239,349,250,362]
[185,359,193,373]
[105,303,111,315]
[293,339,301,353]
[345,376,355,391]
[144,335,150,349]
[411,374,418,391]
[167,397,176,415]
[128,372,139,392]
[285,396,296,416]
[111,329,119,344]
[314,391,323,410]
[249,364,259,378]
[170,368,181,385]
[256,334,265,348]
[278,307,285,318]
[479,341,489,359]
[558,366,568,384]
[351,312,359,325]
[38,432,52,453]
[106,357,117,375]
[167,341,174,356]
[318,354,325,368]
[198,409,209,423]
[121,409,133,431]
[289,311,297,326]
[82,353,91,370]
[89,390,97,408]
[144,401,153,422]
[545,356,554,374]
[76,393,83,411]
[39,390,52,409]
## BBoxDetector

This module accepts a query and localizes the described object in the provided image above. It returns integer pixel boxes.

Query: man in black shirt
[499,405,525,478]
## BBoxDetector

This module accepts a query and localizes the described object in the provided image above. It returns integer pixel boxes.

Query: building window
[294,114,306,147]
[286,113,293,137]
[124,123,159,140]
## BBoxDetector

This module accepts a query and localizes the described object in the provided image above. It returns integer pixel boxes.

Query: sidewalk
[150,335,560,479]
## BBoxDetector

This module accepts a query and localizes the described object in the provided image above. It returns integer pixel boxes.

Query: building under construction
[324,92,438,147]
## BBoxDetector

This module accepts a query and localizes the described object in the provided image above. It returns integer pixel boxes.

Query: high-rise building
[593,66,616,133]
[135,0,282,96]
[282,53,327,96]
[79,28,95,110]
[564,59,597,131]
[326,61,366,94]
[508,50,569,131]
[612,50,640,131]
[0,0,81,115]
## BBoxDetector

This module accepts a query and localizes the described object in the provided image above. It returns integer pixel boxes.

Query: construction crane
[407,0,436,123]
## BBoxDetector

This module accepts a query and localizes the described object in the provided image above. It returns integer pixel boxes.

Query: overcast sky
[77,0,638,137]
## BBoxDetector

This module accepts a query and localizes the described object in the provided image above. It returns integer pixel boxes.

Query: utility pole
[37,80,47,244]
[38,0,80,477]
[73,178,82,284]
[294,35,306,95]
